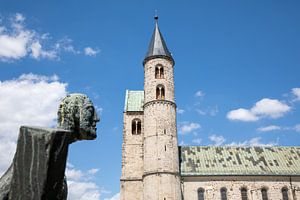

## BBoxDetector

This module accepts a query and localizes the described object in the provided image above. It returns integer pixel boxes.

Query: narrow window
[155,65,164,79]
[198,188,204,200]
[261,188,268,200]
[221,187,227,200]
[164,145,166,151]
[131,118,141,135]
[160,67,164,78]
[241,188,248,200]
[164,129,166,134]
[156,85,165,100]
[282,187,288,200]
[155,67,160,79]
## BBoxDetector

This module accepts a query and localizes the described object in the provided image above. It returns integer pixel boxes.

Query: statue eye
[88,107,94,114]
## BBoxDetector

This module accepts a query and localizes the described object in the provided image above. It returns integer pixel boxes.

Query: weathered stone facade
[143,57,181,200]
[120,112,144,200]
[182,176,300,200]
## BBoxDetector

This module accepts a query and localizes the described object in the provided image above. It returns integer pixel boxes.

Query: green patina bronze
[58,93,100,143]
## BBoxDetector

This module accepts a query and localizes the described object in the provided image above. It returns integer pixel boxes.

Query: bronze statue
[0,93,100,200]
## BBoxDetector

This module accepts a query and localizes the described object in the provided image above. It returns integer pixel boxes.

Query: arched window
[241,187,248,200]
[220,187,227,200]
[155,65,164,79]
[282,187,289,200]
[156,85,165,100]
[261,188,268,200]
[198,188,205,200]
[131,118,141,135]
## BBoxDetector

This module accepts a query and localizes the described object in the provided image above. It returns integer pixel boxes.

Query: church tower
[142,16,181,200]
[120,16,181,200]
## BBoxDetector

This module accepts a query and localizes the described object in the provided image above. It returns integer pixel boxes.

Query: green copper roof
[124,90,144,112]
[180,146,300,176]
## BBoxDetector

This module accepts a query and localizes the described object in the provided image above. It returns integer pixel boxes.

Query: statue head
[57,93,100,143]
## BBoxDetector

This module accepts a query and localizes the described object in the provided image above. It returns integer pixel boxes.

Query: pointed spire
[144,16,173,64]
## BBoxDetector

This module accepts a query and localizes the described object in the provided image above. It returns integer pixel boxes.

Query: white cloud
[196,109,206,116]
[195,90,205,97]
[66,164,101,200]
[0,73,67,176]
[209,134,226,146]
[104,193,120,200]
[294,124,300,132]
[66,167,85,181]
[196,105,219,116]
[88,168,99,175]
[227,98,290,122]
[15,13,25,22]
[67,181,100,200]
[0,13,57,61]
[0,13,84,62]
[192,138,202,144]
[292,88,300,101]
[251,98,290,118]
[227,137,278,147]
[55,37,80,55]
[179,141,189,146]
[0,28,31,60]
[30,41,57,59]
[257,125,281,132]
[227,108,259,122]
[84,47,99,56]
[179,122,201,135]
[177,108,185,114]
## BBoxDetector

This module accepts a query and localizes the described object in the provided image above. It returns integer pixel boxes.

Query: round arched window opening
[220,187,227,200]
[131,118,141,135]
[197,188,205,200]
[241,187,248,200]
[155,65,164,79]
[156,85,165,100]
[261,188,268,200]
[282,187,289,200]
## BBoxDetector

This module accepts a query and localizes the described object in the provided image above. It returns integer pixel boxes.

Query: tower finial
[154,10,158,21]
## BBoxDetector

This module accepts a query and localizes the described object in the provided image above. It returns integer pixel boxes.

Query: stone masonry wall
[143,102,178,173]
[143,57,181,200]
[120,112,144,200]
[144,58,174,103]
[182,176,300,200]
[120,181,143,200]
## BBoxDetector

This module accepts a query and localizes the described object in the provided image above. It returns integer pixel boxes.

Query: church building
[120,17,300,200]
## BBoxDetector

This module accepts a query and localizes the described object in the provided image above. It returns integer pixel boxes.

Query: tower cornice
[143,100,177,109]
[143,55,175,66]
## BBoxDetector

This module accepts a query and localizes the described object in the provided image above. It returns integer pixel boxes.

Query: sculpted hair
[57,93,96,141]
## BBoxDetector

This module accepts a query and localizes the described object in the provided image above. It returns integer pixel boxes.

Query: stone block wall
[144,58,174,103]
[120,180,143,200]
[182,176,300,200]
[143,102,179,173]
[120,112,144,200]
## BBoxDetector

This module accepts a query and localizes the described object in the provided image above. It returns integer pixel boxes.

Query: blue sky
[0,0,300,199]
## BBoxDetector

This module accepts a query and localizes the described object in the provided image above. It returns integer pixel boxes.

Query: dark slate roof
[180,146,300,176]
[124,90,144,112]
[144,19,173,62]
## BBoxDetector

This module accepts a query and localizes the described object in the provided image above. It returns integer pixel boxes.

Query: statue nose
[94,114,100,122]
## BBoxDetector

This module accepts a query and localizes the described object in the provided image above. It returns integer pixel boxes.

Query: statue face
[79,104,100,140]
[57,93,100,143]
